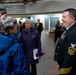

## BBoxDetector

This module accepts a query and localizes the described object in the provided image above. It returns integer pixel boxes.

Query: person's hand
[0,14,7,20]
[36,52,45,57]
[57,64,61,70]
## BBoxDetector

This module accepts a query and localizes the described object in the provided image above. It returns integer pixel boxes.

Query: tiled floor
[37,30,59,75]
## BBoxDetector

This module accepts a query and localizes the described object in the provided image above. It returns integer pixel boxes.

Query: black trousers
[28,64,37,75]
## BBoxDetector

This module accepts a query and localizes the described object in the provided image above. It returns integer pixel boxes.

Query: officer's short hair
[64,8,76,19]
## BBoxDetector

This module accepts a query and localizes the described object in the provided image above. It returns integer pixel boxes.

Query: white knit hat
[0,16,16,34]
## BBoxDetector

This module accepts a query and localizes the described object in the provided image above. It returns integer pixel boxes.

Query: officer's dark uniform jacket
[54,23,76,75]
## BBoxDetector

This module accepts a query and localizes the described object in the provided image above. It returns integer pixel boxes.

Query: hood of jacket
[0,34,17,53]
[23,27,35,33]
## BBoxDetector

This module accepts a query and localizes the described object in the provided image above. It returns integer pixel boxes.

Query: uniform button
[57,47,59,48]
[55,53,57,55]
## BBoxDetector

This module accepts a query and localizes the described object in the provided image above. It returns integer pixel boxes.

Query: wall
[26,1,76,14]
[0,1,76,14]
[0,4,26,14]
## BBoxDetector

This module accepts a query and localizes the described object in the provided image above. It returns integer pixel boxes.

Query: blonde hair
[56,20,60,25]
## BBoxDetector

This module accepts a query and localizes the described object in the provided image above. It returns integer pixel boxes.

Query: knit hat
[0,16,16,34]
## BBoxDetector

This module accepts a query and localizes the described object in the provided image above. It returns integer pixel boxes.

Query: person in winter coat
[19,19,44,75]
[0,15,30,75]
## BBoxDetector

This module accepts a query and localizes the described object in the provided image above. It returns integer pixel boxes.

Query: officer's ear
[71,17,75,23]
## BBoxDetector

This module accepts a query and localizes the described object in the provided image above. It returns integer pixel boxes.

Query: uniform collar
[66,24,73,30]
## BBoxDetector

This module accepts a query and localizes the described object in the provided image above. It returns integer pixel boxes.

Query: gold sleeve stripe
[60,67,72,74]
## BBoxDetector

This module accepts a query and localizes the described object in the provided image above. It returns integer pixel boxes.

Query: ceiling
[1,0,76,5]
[0,0,41,4]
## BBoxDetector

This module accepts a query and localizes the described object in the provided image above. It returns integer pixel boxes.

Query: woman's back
[0,16,30,75]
